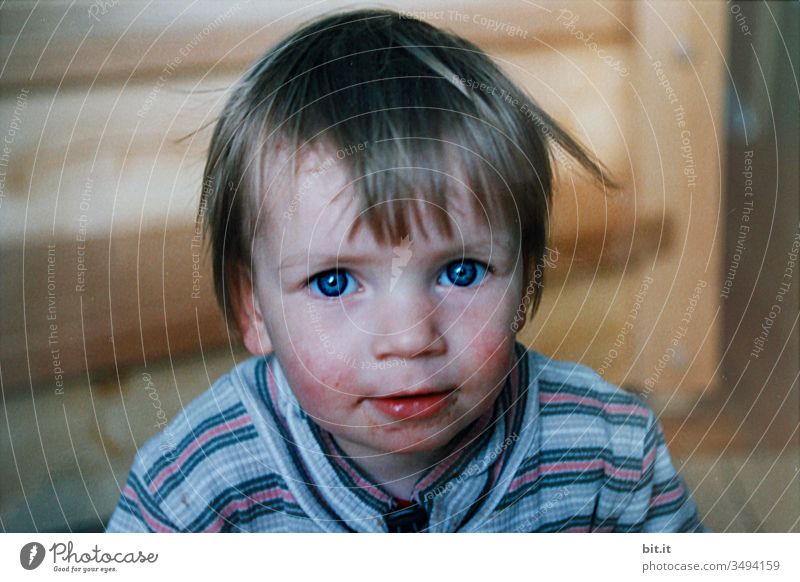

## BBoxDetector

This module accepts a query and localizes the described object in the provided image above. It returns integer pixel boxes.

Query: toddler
[107,9,705,532]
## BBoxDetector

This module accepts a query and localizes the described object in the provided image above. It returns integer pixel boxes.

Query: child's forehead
[274,201,515,272]
[311,169,495,234]
[255,143,518,261]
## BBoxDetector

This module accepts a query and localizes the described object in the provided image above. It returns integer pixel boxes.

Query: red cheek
[282,352,364,409]
[472,333,514,375]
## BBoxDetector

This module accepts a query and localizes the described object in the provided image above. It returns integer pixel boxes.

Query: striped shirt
[106,342,706,532]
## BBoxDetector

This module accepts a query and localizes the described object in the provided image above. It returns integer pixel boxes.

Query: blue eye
[309,269,356,298]
[438,260,488,287]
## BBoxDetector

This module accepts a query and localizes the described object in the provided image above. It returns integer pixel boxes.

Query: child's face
[239,151,525,458]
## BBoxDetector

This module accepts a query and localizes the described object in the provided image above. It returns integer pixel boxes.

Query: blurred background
[1,0,797,532]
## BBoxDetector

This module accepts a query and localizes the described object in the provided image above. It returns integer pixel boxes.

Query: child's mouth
[368,388,454,421]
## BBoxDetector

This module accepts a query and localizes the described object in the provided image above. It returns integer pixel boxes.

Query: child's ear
[233,268,273,356]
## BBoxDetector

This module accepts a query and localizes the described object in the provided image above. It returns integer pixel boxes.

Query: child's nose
[370,291,446,361]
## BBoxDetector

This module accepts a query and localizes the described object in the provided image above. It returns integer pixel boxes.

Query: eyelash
[305,259,493,299]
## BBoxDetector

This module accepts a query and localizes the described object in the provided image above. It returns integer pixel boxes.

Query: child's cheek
[460,329,515,384]
[279,347,363,416]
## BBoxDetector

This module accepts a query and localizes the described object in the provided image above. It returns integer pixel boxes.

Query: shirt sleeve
[621,410,707,532]
[105,452,180,533]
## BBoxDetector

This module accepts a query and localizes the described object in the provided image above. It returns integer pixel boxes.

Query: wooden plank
[1,0,632,88]
[624,1,728,400]
[0,225,230,391]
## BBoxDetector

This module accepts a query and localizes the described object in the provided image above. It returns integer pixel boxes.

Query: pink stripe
[509,466,541,491]
[540,393,648,417]
[606,403,648,415]
[652,484,684,507]
[207,487,297,532]
[149,415,251,492]
[123,485,174,533]
[564,525,590,532]
[509,459,639,492]
[589,459,639,481]
[491,451,505,482]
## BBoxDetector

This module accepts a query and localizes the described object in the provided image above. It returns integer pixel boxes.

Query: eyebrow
[279,238,516,270]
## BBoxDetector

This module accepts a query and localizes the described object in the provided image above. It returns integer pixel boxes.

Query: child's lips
[367,388,455,421]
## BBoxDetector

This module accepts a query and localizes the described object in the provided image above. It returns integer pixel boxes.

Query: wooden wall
[1,1,728,407]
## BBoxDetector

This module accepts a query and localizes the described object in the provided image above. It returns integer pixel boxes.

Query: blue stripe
[646,496,690,520]
[144,402,248,485]
[539,403,650,427]
[220,499,310,532]
[186,473,302,531]
[535,514,593,532]
[125,472,180,531]
[157,426,260,499]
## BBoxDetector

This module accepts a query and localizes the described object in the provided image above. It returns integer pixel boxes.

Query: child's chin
[366,427,462,456]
